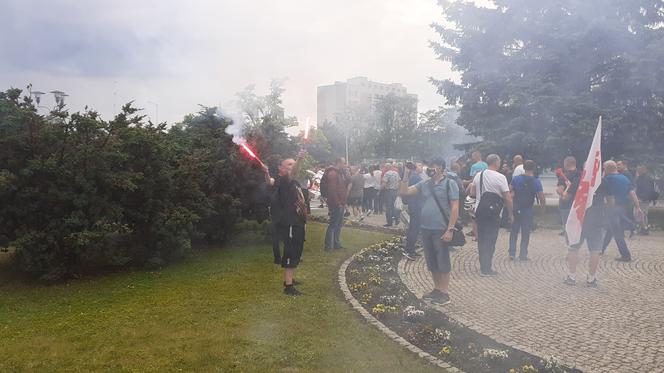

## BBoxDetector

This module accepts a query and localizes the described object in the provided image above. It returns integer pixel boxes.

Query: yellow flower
[439,346,451,355]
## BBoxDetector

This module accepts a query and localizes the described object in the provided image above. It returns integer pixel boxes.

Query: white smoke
[217,107,246,145]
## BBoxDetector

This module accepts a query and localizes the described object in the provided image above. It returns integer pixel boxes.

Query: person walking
[511,155,525,179]
[601,161,643,261]
[373,164,384,214]
[382,163,400,227]
[263,151,308,296]
[635,165,658,235]
[400,157,460,305]
[564,182,605,288]
[470,154,513,276]
[322,157,349,251]
[509,160,545,261]
[348,166,365,220]
[362,165,377,215]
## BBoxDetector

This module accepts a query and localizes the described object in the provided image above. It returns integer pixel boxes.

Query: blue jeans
[325,205,345,249]
[602,205,631,259]
[509,208,534,259]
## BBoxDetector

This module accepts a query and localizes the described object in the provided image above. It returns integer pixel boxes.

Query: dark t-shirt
[557,169,581,209]
[583,182,606,230]
[512,175,543,210]
[636,175,656,201]
[271,176,306,226]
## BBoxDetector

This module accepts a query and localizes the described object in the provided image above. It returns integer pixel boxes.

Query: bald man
[511,155,525,179]
[264,150,308,296]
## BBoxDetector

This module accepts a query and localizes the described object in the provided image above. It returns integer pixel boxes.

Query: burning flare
[303,117,310,141]
[240,143,265,167]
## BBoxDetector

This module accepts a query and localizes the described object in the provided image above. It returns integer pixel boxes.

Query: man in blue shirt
[400,157,460,305]
[509,160,545,260]
[601,160,643,261]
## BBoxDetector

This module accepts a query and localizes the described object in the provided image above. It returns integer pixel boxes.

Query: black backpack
[475,171,504,221]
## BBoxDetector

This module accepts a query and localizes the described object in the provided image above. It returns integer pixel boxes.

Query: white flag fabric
[566,117,603,246]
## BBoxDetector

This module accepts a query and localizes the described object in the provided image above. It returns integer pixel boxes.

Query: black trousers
[278,223,305,268]
[477,216,501,273]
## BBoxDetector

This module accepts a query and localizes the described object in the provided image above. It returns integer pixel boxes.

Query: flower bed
[345,238,581,373]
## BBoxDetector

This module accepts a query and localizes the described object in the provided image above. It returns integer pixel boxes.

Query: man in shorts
[400,157,460,305]
[263,151,308,296]
[564,180,606,288]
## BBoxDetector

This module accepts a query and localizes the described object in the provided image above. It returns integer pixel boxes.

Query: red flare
[240,143,265,168]
[241,143,258,159]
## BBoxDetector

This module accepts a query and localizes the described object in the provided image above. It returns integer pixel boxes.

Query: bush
[0,90,201,279]
[0,86,301,280]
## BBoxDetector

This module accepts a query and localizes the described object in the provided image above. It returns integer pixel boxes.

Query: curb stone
[338,245,465,373]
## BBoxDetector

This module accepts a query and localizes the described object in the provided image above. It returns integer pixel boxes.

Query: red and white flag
[566,117,603,246]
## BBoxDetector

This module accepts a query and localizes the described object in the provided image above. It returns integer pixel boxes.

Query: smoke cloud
[218,108,246,145]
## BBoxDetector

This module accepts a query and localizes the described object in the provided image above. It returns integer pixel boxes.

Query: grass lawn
[0,222,442,372]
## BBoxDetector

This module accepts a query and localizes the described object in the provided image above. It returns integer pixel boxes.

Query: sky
[0,0,457,132]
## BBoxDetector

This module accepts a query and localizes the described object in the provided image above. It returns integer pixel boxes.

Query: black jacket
[271,176,306,226]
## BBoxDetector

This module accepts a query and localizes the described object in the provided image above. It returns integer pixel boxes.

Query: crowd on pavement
[262,149,660,298]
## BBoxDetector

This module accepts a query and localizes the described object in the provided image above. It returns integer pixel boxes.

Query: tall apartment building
[317,76,418,125]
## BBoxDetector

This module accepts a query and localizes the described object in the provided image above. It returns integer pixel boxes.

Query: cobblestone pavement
[399,229,664,373]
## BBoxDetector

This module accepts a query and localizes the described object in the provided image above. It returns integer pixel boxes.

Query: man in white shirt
[511,154,525,179]
[470,154,513,276]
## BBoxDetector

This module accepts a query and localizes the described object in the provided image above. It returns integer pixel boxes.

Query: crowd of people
[264,150,660,298]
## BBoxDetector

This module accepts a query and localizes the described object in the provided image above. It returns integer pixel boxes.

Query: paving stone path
[399,229,664,373]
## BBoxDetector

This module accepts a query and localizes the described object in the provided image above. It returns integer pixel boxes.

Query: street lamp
[30,90,45,105]
[50,90,68,106]
[28,88,65,111]
[147,101,159,123]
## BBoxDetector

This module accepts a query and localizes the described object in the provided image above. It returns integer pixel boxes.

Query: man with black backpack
[470,154,513,277]
[509,160,545,261]
[400,157,461,305]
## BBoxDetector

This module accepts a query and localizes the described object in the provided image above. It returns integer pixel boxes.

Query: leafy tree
[432,0,664,166]
[318,119,347,161]
[414,107,477,159]
[169,107,244,243]
[370,93,419,159]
